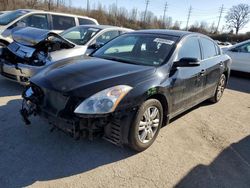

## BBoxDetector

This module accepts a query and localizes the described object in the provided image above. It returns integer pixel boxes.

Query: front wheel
[209,74,226,103]
[129,99,163,152]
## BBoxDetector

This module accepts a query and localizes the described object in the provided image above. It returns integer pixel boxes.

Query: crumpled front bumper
[0,59,44,84]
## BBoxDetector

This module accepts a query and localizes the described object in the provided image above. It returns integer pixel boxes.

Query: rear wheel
[129,99,163,152]
[209,74,226,103]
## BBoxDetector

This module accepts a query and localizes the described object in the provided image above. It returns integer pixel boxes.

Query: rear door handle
[200,69,206,76]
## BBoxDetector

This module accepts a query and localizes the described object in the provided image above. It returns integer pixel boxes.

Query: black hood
[12,27,74,47]
[31,56,156,97]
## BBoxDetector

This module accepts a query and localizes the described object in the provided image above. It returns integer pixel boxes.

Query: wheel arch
[147,93,170,127]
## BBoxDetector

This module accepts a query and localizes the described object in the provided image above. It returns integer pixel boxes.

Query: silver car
[0,25,133,84]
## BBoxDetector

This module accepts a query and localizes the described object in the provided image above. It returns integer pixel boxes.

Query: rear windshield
[0,10,28,25]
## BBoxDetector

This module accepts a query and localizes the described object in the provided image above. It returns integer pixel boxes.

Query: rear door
[50,14,76,33]
[199,37,223,98]
[170,36,205,114]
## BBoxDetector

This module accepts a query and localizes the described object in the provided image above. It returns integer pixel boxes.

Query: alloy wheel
[216,75,226,100]
[138,106,160,144]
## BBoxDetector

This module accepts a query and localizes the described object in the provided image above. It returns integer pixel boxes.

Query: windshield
[0,10,28,25]
[61,26,101,45]
[92,33,178,66]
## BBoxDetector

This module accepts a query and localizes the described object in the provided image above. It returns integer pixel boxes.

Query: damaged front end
[0,27,75,83]
[20,84,136,145]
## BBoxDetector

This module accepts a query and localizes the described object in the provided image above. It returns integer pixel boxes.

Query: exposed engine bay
[2,28,74,66]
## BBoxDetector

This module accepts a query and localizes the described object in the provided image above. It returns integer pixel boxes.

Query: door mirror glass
[173,57,200,67]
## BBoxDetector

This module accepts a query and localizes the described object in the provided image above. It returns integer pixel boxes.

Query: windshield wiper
[100,56,139,65]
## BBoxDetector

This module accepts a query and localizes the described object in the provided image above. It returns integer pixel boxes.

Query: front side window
[52,15,76,30]
[96,30,120,44]
[61,26,100,45]
[92,34,178,66]
[0,10,28,25]
[20,14,49,30]
[177,37,201,60]
[233,42,250,53]
[200,37,217,59]
[78,18,96,25]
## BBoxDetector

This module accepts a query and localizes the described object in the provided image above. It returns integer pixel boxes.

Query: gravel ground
[0,75,249,188]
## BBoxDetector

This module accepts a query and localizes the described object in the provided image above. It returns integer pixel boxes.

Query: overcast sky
[72,0,250,33]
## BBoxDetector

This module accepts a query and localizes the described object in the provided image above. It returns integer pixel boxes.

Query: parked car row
[0,9,98,47]
[0,9,233,151]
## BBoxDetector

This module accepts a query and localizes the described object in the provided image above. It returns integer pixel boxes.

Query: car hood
[31,56,156,97]
[12,27,74,47]
[49,45,87,62]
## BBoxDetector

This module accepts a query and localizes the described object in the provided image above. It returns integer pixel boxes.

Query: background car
[20,30,231,151]
[0,25,133,84]
[223,39,250,73]
[0,11,11,15]
[0,9,98,47]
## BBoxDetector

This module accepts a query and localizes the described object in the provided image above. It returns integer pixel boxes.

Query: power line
[216,4,224,33]
[186,6,192,31]
[143,0,150,22]
[163,2,168,28]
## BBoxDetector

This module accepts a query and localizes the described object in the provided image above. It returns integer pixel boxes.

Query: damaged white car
[0,25,132,84]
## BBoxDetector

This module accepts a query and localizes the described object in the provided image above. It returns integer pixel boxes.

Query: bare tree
[225,4,250,34]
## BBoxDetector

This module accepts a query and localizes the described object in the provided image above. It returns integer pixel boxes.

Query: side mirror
[88,42,104,50]
[173,57,200,67]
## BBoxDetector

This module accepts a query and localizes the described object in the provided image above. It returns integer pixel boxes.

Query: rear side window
[52,15,76,30]
[200,38,217,59]
[177,37,201,60]
[78,18,96,25]
[20,14,49,30]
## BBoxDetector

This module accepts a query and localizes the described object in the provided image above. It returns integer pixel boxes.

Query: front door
[169,36,205,115]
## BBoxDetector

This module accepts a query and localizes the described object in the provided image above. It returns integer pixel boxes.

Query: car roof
[76,24,133,30]
[15,9,97,20]
[130,29,205,38]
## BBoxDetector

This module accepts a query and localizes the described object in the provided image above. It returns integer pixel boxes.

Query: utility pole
[215,4,224,33]
[115,0,118,26]
[86,0,90,13]
[163,2,168,28]
[143,0,150,22]
[186,6,192,31]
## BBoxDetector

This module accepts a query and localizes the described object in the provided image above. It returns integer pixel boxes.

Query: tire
[129,99,163,152]
[209,74,226,103]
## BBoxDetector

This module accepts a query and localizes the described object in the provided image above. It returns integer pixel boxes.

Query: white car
[0,25,132,84]
[0,9,98,47]
[223,39,250,73]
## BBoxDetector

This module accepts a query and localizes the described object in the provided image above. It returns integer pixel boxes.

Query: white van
[0,9,98,46]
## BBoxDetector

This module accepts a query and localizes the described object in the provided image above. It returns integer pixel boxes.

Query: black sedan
[21,30,231,151]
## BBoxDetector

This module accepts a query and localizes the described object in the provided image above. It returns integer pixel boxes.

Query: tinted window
[93,34,178,66]
[200,38,217,59]
[0,10,28,25]
[96,30,120,44]
[52,15,75,30]
[20,14,49,29]
[78,18,96,25]
[177,37,201,60]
